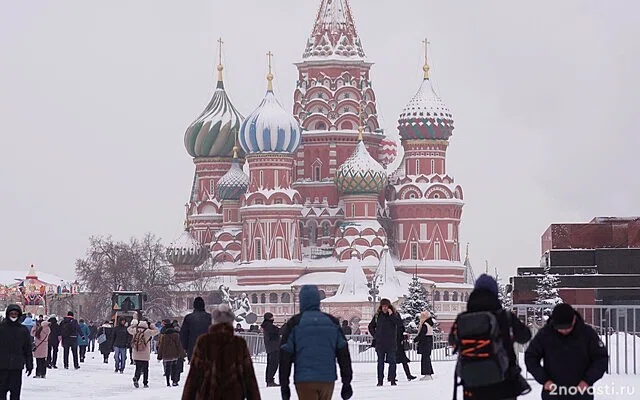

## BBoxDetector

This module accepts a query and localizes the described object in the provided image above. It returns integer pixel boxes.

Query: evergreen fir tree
[534,264,562,321]
[495,269,513,310]
[398,276,438,333]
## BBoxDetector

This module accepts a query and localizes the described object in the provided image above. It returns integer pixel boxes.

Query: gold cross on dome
[422,38,431,79]
[217,37,224,66]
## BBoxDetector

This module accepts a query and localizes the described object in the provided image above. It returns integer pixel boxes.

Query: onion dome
[217,147,249,201]
[378,138,398,168]
[335,130,386,195]
[166,224,209,266]
[184,40,245,159]
[239,53,301,154]
[397,43,454,141]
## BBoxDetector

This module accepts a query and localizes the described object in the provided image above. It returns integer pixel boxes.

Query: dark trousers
[79,345,87,362]
[376,348,397,382]
[0,369,22,400]
[88,339,95,352]
[133,361,149,385]
[295,382,335,400]
[47,343,58,367]
[401,362,413,379]
[420,336,434,375]
[163,360,181,385]
[62,339,79,368]
[35,358,47,378]
[266,351,279,384]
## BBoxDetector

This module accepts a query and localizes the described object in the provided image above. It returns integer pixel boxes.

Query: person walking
[157,319,186,387]
[59,311,81,370]
[525,303,609,400]
[413,310,435,380]
[182,304,261,400]
[127,314,159,388]
[393,321,416,382]
[77,319,90,363]
[280,285,353,400]
[88,321,98,352]
[31,319,51,378]
[368,298,402,386]
[179,297,212,362]
[449,274,532,400]
[97,321,113,364]
[261,312,281,387]
[0,304,33,399]
[46,316,61,369]
[110,317,130,373]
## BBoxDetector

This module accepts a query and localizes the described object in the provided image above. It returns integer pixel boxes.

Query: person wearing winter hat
[525,303,608,400]
[449,274,532,400]
[179,296,212,362]
[182,304,261,399]
[0,304,33,399]
[261,312,282,387]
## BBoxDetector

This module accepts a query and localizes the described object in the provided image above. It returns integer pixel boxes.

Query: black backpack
[60,319,76,338]
[452,310,510,390]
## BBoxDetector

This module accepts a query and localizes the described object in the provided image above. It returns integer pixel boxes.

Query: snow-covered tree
[495,269,513,310]
[398,276,438,333]
[534,265,562,322]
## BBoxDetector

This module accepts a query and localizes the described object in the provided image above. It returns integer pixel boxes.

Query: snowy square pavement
[21,352,638,399]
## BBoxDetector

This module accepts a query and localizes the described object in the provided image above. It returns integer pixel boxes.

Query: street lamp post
[367,274,381,314]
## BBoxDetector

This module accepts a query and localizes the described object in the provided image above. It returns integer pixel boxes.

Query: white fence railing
[239,305,640,375]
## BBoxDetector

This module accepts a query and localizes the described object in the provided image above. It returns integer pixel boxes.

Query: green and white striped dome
[335,139,386,195]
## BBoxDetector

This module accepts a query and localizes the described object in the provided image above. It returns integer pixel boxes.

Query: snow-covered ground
[21,353,638,399]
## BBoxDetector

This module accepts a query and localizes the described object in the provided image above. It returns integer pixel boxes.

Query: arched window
[314,166,321,181]
[315,122,327,130]
[434,291,440,301]
[452,291,458,301]
[281,293,291,303]
[269,293,278,304]
[260,294,266,304]
[351,203,356,217]
[251,294,258,304]
[443,291,450,301]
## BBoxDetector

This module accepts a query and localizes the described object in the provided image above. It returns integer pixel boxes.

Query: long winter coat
[98,324,113,355]
[393,322,410,364]
[158,327,186,362]
[368,308,403,352]
[182,323,260,400]
[260,319,281,354]
[180,308,212,360]
[0,305,33,371]
[449,289,532,400]
[525,312,608,400]
[32,322,51,359]
[127,320,158,361]
[48,318,61,347]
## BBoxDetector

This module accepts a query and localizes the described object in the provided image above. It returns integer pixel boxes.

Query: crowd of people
[0,277,611,400]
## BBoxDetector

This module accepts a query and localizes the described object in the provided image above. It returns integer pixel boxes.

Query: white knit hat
[212,303,235,325]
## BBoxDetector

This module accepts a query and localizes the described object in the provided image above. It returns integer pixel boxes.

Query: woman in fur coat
[182,304,261,400]
[413,310,435,380]
[32,320,51,378]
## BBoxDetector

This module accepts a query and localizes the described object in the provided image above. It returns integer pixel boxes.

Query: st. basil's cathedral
[167,0,475,331]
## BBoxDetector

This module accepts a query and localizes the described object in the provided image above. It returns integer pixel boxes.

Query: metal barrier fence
[512,304,640,375]
[239,305,640,375]
[238,331,455,364]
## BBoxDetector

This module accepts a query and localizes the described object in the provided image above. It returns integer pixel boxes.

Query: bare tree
[75,234,175,320]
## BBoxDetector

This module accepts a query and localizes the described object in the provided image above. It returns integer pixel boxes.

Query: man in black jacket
[525,303,608,400]
[110,317,130,373]
[449,274,532,400]
[0,304,33,400]
[261,312,281,387]
[368,298,403,386]
[59,311,81,370]
[47,316,61,369]
[179,297,212,361]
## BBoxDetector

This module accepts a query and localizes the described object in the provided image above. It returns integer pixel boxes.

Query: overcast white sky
[1,0,637,281]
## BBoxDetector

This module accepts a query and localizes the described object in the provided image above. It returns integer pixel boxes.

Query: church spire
[302,0,365,60]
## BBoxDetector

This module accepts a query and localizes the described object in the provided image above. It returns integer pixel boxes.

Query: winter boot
[133,379,139,388]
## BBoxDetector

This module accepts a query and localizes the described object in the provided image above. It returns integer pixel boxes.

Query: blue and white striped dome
[239,89,301,154]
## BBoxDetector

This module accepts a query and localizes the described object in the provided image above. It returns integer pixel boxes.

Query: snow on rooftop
[323,257,369,303]
[292,272,343,286]
[0,269,73,286]
[374,248,404,301]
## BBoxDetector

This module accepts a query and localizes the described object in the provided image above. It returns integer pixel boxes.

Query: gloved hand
[341,383,353,399]
[281,384,291,400]
[26,368,32,377]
